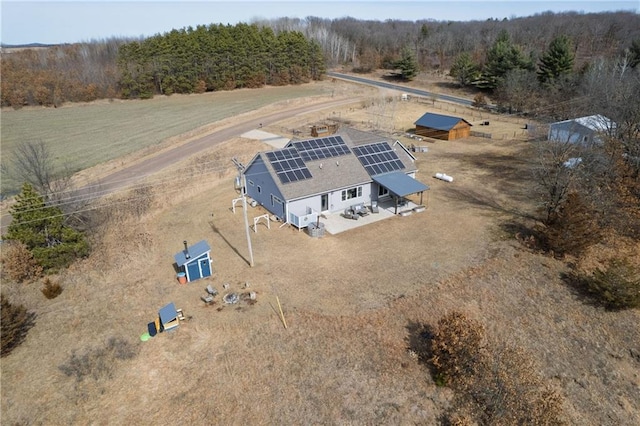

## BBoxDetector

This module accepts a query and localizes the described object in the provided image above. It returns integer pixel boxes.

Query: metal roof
[551,115,615,132]
[174,240,210,267]
[414,112,471,131]
[372,172,429,197]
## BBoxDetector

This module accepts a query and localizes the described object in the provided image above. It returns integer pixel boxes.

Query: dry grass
[2,77,639,425]
[0,83,331,195]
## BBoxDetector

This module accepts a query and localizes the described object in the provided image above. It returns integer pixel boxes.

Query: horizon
[1,1,638,46]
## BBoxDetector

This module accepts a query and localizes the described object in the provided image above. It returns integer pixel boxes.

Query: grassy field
[0,84,329,195]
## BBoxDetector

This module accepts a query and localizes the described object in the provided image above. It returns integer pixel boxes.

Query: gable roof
[414,112,472,131]
[174,240,210,266]
[551,115,615,133]
[249,128,418,201]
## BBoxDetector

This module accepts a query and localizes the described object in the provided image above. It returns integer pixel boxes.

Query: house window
[248,180,254,186]
[257,186,262,193]
[341,186,362,201]
[378,186,389,197]
[270,195,282,206]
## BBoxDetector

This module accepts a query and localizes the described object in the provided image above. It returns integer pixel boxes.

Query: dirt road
[79,97,360,196]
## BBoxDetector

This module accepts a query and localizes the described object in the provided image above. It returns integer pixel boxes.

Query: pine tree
[394,47,419,80]
[3,183,89,272]
[450,52,479,86]
[476,30,532,90]
[537,35,575,85]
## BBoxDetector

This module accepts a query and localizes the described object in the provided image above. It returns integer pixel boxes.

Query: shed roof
[159,302,178,325]
[174,240,210,267]
[414,112,471,131]
[373,172,429,197]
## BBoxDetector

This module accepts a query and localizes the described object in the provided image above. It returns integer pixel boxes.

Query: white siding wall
[288,184,373,216]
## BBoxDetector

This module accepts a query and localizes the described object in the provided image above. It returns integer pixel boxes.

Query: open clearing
[0,84,330,195]
[1,75,639,425]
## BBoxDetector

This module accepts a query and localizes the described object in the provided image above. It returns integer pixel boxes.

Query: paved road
[327,72,475,107]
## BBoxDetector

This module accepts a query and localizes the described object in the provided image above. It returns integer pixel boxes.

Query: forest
[2,11,638,110]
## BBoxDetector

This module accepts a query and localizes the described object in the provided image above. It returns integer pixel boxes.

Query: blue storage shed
[174,240,212,282]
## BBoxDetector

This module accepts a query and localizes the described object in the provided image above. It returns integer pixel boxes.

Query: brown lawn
[2,75,639,425]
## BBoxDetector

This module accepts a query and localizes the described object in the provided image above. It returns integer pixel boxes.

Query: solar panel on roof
[292,135,351,162]
[265,148,313,184]
[352,142,405,176]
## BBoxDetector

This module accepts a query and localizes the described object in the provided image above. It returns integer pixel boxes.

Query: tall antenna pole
[232,157,254,267]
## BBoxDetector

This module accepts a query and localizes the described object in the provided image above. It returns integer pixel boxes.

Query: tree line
[117,23,325,99]
[2,11,638,107]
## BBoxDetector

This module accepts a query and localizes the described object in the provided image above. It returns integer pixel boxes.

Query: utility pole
[231,157,254,267]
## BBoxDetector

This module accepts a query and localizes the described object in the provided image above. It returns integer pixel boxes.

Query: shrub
[472,93,487,109]
[580,258,640,310]
[430,311,487,387]
[41,277,63,299]
[1,294,36,357]
[428,312,566,425]
[540,192,601,257]
[0,241,43,283]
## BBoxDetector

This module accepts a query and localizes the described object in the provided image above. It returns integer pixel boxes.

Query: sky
[1,0,638,45]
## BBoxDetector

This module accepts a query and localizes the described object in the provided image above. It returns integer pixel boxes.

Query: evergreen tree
[3,183,89,272]
[475,30,532,90]
[450,52,479,86]
[537,35,575,85]
[394,47,419,80]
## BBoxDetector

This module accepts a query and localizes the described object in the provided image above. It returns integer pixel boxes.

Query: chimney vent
[183,240,190,259]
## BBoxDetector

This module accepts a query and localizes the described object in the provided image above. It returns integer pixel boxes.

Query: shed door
[200,257,211,278]
[187,261,200,281]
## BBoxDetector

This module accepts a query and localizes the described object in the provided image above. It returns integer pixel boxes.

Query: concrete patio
[319,199,426,235]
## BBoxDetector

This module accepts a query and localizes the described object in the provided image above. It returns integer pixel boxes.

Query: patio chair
[371,201,379,214]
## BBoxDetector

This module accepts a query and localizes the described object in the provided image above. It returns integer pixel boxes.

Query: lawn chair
[206,284,218,296]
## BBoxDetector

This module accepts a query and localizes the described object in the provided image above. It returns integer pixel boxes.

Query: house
[548,115,616,145]
[174,240,212,283]
[243,127,429,229]
[414,112,472,140]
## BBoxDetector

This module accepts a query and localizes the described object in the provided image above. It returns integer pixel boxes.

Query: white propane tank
[434,173,454,182]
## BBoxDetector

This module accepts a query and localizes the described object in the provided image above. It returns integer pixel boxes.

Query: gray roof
[174,240,210,266]
[373,172,429,197]
[260,128,418,201]
[551,115,615,132]
[414,112,471,131]
[159,302,178,324]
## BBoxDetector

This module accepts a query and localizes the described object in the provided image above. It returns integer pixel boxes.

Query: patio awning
[372,172,429,197]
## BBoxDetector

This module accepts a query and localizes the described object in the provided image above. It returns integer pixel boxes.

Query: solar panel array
[352,142,405,176]
[265,148,313,184]
[292,136,351,162]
